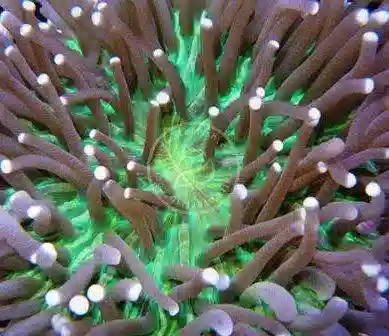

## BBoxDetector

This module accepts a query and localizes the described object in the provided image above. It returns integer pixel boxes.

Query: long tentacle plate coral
[0,0,388,335]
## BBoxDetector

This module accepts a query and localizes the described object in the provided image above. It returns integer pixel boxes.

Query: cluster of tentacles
[0,0,388,335]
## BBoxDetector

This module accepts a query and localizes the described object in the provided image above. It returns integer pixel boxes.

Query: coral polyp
[0,0,388,335]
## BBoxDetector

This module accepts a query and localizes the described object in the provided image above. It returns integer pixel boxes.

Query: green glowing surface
[5,11,375,334]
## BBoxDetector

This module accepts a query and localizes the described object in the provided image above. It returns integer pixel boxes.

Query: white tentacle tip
[363,31,379,43]
[35,243,57,268]
[156,91,171,105]
[272,140,284,152]
[95,245,121,266]
[87,284,106,303]
[20,24,33,37]
[51,314,70,333]
[317,161,328,173]
[308,108,321,126]
[214,314,234,336]
[45,289,62,306]
[94,166,110,180]
[37,73,50,86]
[256,87,266,98]
[268,40,280,50]
[232,184,248,200]
[27,205,43,219]
[97,2,107,11]
[363,78,375,94]
[123,188,132,199]
[376,276,389,293]
[215,274,231,291]
[109,56,121,65]
[54,54,65,65]
[249,96,263,111]
[377,276,389,293]
[91,11,103,26]
[150,99,160,107]
[308,1,320,15]
[168,303,180,316]
[153,49,164,58]
[345,173,357,188]
[330,137,346,149]
[17,133,27,143]
[303,197,320,211]
[347,206,359,221]
[89,129,98,139]
[365,182,381,198]
[70,6,83,18]
[22,1,36,11]
[69,295,90,316]
[361,263,382,277]
[201,267,220,286]
[102,179,114,190]
[60,325,71,336]
[370,10,389,25]
[84,145,95,156]
[201,17,213,29]
[59,96,68,106]
[271,162,282,174]
[127,281,142,302]
[38,22,51,32]
[355,9,370,26]
[4,45,15,57]
[0,159,12,174]
[208,106,220,117]
[126,160,137,171]
[0,11,10,24]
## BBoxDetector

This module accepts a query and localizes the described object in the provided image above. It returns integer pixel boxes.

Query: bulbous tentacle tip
[87,284,105,303]
[20,24,33,37]
[303,197,320,211]
[69,295,90,316]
